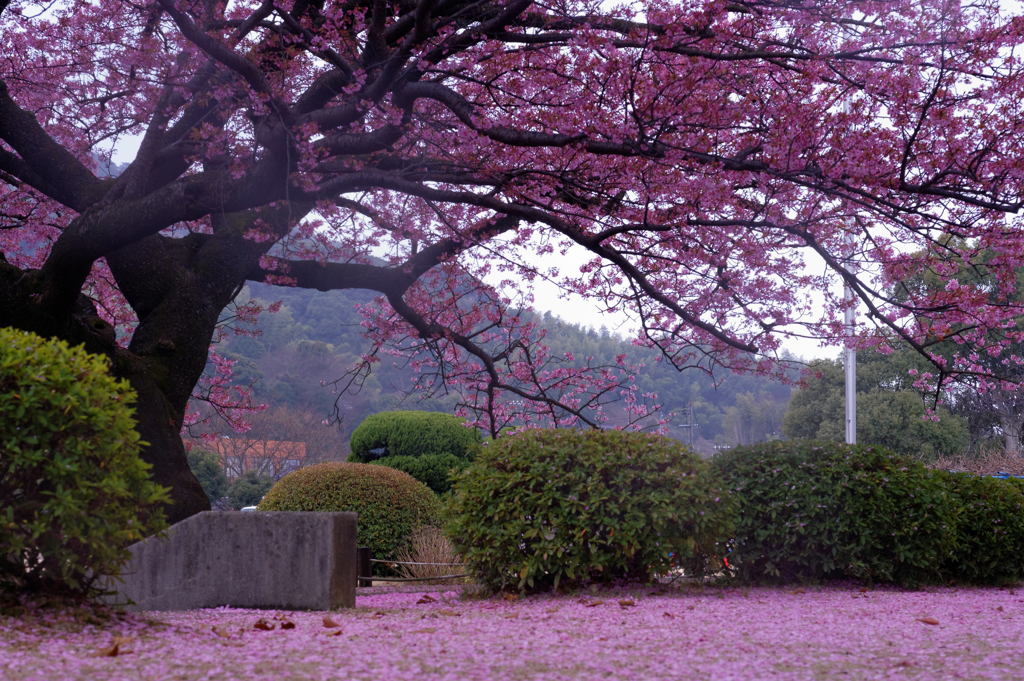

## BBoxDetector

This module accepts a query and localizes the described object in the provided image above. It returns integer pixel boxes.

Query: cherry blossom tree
[3,0,1024,521]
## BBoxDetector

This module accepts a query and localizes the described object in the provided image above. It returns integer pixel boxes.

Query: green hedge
[446,429,734,592]
[368,453,470,495]
[0,327,169,598]
[349,411,481,461]
[258,462,441,567]
[712,441,957,585]
[936,472,1024,585]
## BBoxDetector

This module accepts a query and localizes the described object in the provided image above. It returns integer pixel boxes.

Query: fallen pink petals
[3,586,1023,679]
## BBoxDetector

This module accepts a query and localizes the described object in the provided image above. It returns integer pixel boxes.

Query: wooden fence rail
[356,547,469,586]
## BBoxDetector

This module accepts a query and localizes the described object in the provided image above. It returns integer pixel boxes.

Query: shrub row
[7,324,1022,603]
[445,435,1024,591]
[709,441,1024,586]
[446,429,734,591]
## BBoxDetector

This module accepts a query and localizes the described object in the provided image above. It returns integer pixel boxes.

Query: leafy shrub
[368,453,470,495]
[712,440,957,585]
[258,462,441,566]
[0,327,170,598]
[228,470,275,509]
[446,429,734,592]
[186,448,229,504]
[934,472,1024,585]
[349,411,481,461]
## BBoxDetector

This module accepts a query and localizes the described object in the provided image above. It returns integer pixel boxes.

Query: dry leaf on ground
[87,638,133,658]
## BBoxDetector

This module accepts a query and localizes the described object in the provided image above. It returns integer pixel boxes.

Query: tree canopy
[782,352,970,459]
[3,0,1024,521]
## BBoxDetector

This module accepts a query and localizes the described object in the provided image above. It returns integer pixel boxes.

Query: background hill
[187,282,799,457]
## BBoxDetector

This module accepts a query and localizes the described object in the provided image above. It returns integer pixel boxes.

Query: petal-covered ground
[1,585,1022,680]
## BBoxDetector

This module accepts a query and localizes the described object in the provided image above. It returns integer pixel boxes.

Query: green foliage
[782,354,969,458]
[228,470,275,509]
[446,429,735,592]
[0,327,170,597]
[186,448,229,503]
[349,410,482,462]
[934,473,1024,585]
[368,453,470,495]
[258,462,441,565]
[713,440,957,585]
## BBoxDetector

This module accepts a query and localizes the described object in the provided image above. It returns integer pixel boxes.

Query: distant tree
[782,355,970,459]
[721,391,788,447]
[228,471,276,510]
[185,448,229,504]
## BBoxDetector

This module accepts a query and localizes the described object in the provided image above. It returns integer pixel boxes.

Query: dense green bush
[349,411,481,461]
[258,462,441,566]
[0,327,170,598]
[935,472,1024,585]
[446,429,734,592]
[368,453,470,495]
[228,470,275,509]
[186,448,229,503]
[712,441,957,585]
[349,411,481,494]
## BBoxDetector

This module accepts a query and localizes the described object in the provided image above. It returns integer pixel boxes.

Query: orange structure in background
[210,439,307,481]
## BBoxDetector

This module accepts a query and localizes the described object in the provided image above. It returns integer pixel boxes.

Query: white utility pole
[844,226,857,444]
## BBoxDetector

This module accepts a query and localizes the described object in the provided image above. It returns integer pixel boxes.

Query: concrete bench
[105,511,357,611]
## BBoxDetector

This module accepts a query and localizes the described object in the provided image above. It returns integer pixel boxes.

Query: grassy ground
[1,583,1022,680]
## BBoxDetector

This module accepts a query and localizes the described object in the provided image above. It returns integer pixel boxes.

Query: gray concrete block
[105,511,357,611]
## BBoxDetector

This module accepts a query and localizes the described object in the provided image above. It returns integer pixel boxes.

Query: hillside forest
[184,283,985,465]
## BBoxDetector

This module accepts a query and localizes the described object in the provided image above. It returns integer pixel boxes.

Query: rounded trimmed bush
[0,327,170,598]
[712,440,957,585]
[257,462,442,565]
[368,453,470,495]
[446,429,734,592]
[349,411,481,461]
[935,472,1024,585]
[349,411,481,494]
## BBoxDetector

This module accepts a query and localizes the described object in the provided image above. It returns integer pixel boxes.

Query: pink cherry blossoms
[5,0,1024,506]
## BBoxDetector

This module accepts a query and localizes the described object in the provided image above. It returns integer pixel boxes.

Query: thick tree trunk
[0,256,210,525]
[113,349,210,524]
